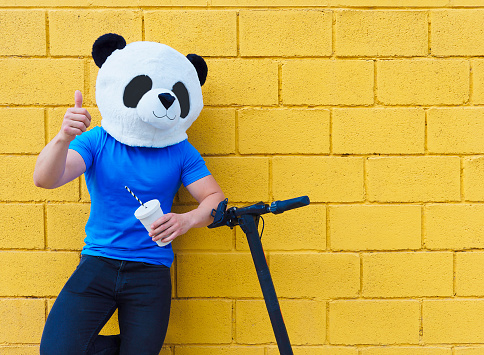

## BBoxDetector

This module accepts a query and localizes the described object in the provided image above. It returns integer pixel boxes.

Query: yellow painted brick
[0,299,45,343]
[425,204,484,249]
[273,157,364,203]
[464,157,484,201]
[99,310,120,336]
[428,108,484,154]
[46,204,89,250]
[0,58,83,105]
[159,348,173,355]
[423,300,484,343]
[49,10,142,56]
[336,10,427,57]
[431,10,484,56]
[454,0,484,4]
[238,108,330,154]
[48,107,102,142]
[165,299,232,344]
[187,108,236,155]
[329,300,420,345]
[0,346,40,355]
[127,0,207,4]
[332,108,425,154]
[329,205,421,251]
[455,348,484,355]
[0,156,79,202]
[145,10,237,57]
[0,0,447,5]
[80,175,91,202]
[236,300,326,345]
[236,204,326,251]
[377,59,469,105]
[203,59,278,106]
[0,108,45,154]
[282,59,374,106]
[88,60,99,106]
[177,253,261,297]
[179,157,269,203]
[267,347,358,355]
[212,0,447,5]
[0,10,45,56]
[270,253,360,298]
[362,252,453,297]
[0,251,78,296]
[367,157,461,202]
[360,347,451,355]
[176,347,265,355]
[472,59,484,104]
[0,0,91,4]
[239,10,332,57]
[456,252,484,297]
[0,204,44,249]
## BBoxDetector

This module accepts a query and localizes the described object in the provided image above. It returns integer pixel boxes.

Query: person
[35,90,225,355]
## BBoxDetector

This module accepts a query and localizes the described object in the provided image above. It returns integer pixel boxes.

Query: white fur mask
[93,34,207,148]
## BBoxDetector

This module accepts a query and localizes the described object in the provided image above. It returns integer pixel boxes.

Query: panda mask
[92,33,208,148]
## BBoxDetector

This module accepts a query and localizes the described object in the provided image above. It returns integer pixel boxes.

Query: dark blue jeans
[40,255,171,355]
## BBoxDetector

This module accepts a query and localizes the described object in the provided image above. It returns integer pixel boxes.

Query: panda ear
[92,33,127,68]
[186,54,208,86]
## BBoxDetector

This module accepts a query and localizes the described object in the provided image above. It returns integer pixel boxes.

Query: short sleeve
[180,140,211,187]
[68,127,101,170]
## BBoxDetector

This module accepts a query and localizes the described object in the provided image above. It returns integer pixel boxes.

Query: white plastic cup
[134,199,170,247]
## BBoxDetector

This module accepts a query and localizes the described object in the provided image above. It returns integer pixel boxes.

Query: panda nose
[158,93,175,109]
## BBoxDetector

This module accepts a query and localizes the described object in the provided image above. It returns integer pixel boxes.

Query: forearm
[150,175,225,242]
[184,190,225,229]
[33,134,70,189]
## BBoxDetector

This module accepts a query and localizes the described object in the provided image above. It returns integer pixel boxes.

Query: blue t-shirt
[69,126,210,267]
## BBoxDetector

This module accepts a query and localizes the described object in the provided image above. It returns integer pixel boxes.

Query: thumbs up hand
[59,90,92,143]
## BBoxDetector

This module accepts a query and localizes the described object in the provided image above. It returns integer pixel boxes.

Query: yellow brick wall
[5,1,484,354]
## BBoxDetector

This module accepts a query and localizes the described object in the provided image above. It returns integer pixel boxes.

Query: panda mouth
[152,111,176,120]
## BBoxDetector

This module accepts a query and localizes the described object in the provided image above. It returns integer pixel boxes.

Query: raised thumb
[74,90,83,108]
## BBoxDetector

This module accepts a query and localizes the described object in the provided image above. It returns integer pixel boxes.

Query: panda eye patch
[172,81,190,118]
[123,75,153,108]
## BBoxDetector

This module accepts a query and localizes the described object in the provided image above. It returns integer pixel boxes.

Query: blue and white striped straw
[125,186,146,208]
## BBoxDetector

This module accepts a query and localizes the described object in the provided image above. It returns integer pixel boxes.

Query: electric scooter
[208,196,310,355]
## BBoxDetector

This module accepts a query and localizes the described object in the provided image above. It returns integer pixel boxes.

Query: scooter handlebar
[269,196,310,214]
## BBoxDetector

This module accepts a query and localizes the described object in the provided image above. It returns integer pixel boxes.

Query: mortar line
[331,10,336,58]
[236,10,240,58]
[141,10,145,41]
[427,10,431,57]
[45,10,50,57]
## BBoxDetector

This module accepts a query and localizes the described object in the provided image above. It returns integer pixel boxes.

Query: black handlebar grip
[269,196,310,214]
